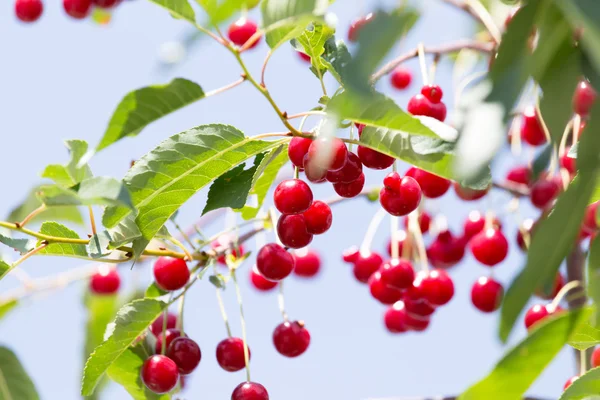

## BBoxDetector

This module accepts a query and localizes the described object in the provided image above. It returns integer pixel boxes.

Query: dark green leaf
[87,231,113,258]
[588,236,600,326]
[531,144,553,181]
[0,347,40,400]
[321,37,351,84]
[7,186,84,226]
[0,260,11,281]
[41,140,93,187]
[560,366,600,400]
[97,78,205,151]
[147,0,196,23]
[38,222,88,257]
[0,233,34,255]
[37,177,134,210]
[209,274,227,288]
[0,300,18,321]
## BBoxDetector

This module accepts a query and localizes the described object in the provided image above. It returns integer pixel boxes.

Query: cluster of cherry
[14,0,122,22]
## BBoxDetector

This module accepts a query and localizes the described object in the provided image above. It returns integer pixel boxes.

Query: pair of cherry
[15,0,121,22]
[251,249,322,291]
[506,165,563,210]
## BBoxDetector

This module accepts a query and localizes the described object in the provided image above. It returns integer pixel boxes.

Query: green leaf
[87,231,113,258]
[41,140,93,187]
[0,260,10,281]
[97,78,205,152]
[196,0,257,25]
[7,186,84,226]
[560,366,600,400]
[0,300,18,321]
[568,322,600,350]
[321,37,351,84]
[202,153,265,215]
[38,222,88,257]
[0,347,40,400]
[37,177,134,210]
[107,345,170,400]
[147,0,196,23]
[0,233,34,255]
[239,144,289,219]
[460,307,592,400]
[107,215,142,248]
[261,0,328,50]
[587,236,600,326]
[209,274,226,289]
[293,23,335,79]
[145,283,168,298]
[81,298,168,396]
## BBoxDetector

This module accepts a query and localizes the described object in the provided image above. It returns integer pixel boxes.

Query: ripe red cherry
[274,179,313,214]
[421,85,444,102]
[379,173,422,216]
[560,148,577,175]
[15,0,43,22]
[302,200,332,234]
[92,0,119,7]
[333,172,365,198]
[407,93,447,121]
[326,152,362,183]
[402,309,431,332]
[153,257,190,291]
[463,211,502,241]
[516,218,536,251]
[403,212,431,234]
[524,304,557,330]
[591,347,600,368]
[249,267,278,292]
[89,266,120,294]
[141,355,179,394]
[256,243,294,281]
[357,146,395,170]
[292,249,321,278]
[307,137,348,171]
[273,320,311,357]
[406,167,451,198]
[506,165,532,186]
[386,230,407,258]
[342,246,360,263]
[390,67,412,90]
[288,137,312,168]
[564,376,579,391]
[369,271,404,304]
[348,13,374,42]
[352,251,383,283]
[155,328,184,354]
[151,313,177,336]
[166,337,201,375]
[573,80,597,116]
[535,273,564,300]
[228,18,260,48]
[454,182,489,201]
[384,302,408,333]
[583,201,599,232]
[212,234,244,265]
[231,382,269,400]
[471,276,504,312]
[216,337,250,372]
[380,259,415,290]
[427,230,465,269]
[403,294,435,318]
[470,228,509,266]
[520,106,546,146]
[420,269,454,306]
[63,0,92,19]
[530,179,560,209]
[277,215,313,249]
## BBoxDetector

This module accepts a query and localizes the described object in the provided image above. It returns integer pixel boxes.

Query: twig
[440,0,502,44]
[204,77,247,97]
[17,204,46,228]
[88,206,97,236]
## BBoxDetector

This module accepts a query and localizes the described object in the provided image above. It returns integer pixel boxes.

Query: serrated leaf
[147,0,196,23]
[41,140,92,187]
[38,222,88,257]
[107,215,142,248]
[560,366,600,400]
[195,0,258,25]
[0,260,11,281]
[97,78,205,152]
[37,177,134,210]
[568,322,600,350]
[81,298,168,396]
[0,233,34,255]
[0,347,40,400]
[321,37,351,84]
[293,23,334,80]
[87,231,113,258]
[8,185,84,226]
[588,236,600,326]
[0,300,18,321]
[145,283,168,298]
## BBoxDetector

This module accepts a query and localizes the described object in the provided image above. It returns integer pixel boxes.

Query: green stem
[231,269,251,382]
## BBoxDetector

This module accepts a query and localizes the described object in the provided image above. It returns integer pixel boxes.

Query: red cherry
[342,246,360,263]
[292,249,321,278]
[403,212,431,234]
[92,0,119,7]
[297,51,311,63]
[390,67,412,90]
[521,106,547,146]
[427,230,465,269]
[524,304,557,330]
[249,267,278,292]
[471,276,504,312]
[273,320,311,357]
[463,211,502,241]
[379,173,422,216]
[333,172,365,198]
[348,13,374,42]
[420,85,444,103]
[506,165,532,186]
[307,137,348,172]
[89,266,120,294]
[573,80,597,116]
[326,152,362,183]
[302,200,332,234]
[454,182,489,201]
[212,234,245,265]
[166,337,201,375]
[153,257,190,291]
[516,218,536,251]
[584,201,599,232]
[564,376,579,391]
[277,215,313,249]
[155,328,184,354]
[530,179,560,209]
[470,228,509,266]
[352,251,383,283]
[407,94,447,122]
[357,146,395,170]
[216,337,250,372]
[406,167,451,198]
[63,0,91,19]
[535,273,564,300]
[302,153,327,183]
[288,137,312,168]
[369,271,404,305]
[151,313,177,336]
[591,347,600,368]
[256,243,294,281]
[420,269,454,306]
[384,302,408,333]
[274,179,313,214]
[403,294,435,317]
[560,148,577,174]
[141,355,179,394]
[228,18,260,48]
[386,230,407,258]
[380,259,415,290]
[403,309,431,332]
[15,0,43,22]
[231,382,269,400]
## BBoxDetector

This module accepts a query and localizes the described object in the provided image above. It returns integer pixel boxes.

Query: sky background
[0,0,577,399]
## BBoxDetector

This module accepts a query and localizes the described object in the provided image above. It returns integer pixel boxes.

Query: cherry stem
[215,286,233,338]
[360,208,387,254]
[408,211,429,272]
[429,53,441,85]
[441,0,502,44]
[230,269,252,382]
[484,210,495,231]
[390,216,400,261]
[160,302,170,355]
[167,236,193,262]
[269,207,284,247]
[417,43,430,86]
[573,114,582,144]
[171,219,196,250]
[286,111,327,120]
[549,280,583,311]
[277,281,289,322]
[294,166,300,179]
[17,204,46,229]
[580,349,587,376]
[176,294,185,333]
[204,77,247,98]
[260,50,274,86]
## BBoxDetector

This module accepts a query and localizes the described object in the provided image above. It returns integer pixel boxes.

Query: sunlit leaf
[147,0,196,23]
[37,222,88,257]
[559,366,600,400]
[41,140,93,187]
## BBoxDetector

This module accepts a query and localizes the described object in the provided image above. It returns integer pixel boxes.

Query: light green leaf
[0,260,11,281]
[147,0,196,23]
[0,347,40,400]
[37,177,134,210]
[81,298,168,396]
[0,234,34,255]
[209,274,226,289]
[8,186,84,226]
[560,366,600,400]
[107,215,142,248]
[587,236,600,326]
[97,78,205,152]
[145,283,168,299]
[293,23,334,79]
[41,140,92,187]
[87,231,113,258]
[196,0,258,24]
[321,37,351,84]
[0,300,18,321]
[568,322,600,350]
[38,222,88,257]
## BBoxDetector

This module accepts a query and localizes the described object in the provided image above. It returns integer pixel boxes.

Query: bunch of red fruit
[15,0,123,22]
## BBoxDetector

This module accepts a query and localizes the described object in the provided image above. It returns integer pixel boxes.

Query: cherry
[306,137,348,171]
[573,80,597,116]
[249,267,278,292]
[352,251,383,283]
[379,173,422,216]
[506,165,532,186]
[212,234,244,265]
[407,87,447,122]
[141,355,179,394]
[403,212,431,234]
[470,228,509,266]
[92,0,119,7]
[520,106,546,146]
[151,313,177,336]
[333,172,365,198]
[216,337,250,372]
[89,266,120,294]
[288,137,312,168]
[274,179,313,215]
[302,153,328,183]
[390,67,412,90]
[326,152,362,183]
[403,294,435,317]
[564,376,579,391]
[228,18,260,48]
[292,249,321,278]
[155,329,184,354]
[386,230,407,258]
[297,51,311,63]
[535,273,564,300]
[516,218,536,251]
[15,0,43,22]
[384,302,408,333]
[273,320,311,357]
[277,215,313,249]
[348,13,374,42]
[463,211,502,241]
[380,259,414,290]
[420,269,454,306]
[256,243,294,281]
[427,230,465,269]
[63,0,92,19]
[560,148,577,175]
[166,337,201,375]
[454,182,489,201]
[471,276,504,313]
[342,246,360,263]
[583,201,599,232]
[406,167,451,198]
[591,347,600,368]
[530,179,560,209]
[357,146,395,170]
[231,382,269,400]
[153,257,190,291]
[402,308,431,331]
[369,271,404,305]
[302,200,332,234]
[524,304,559,330]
